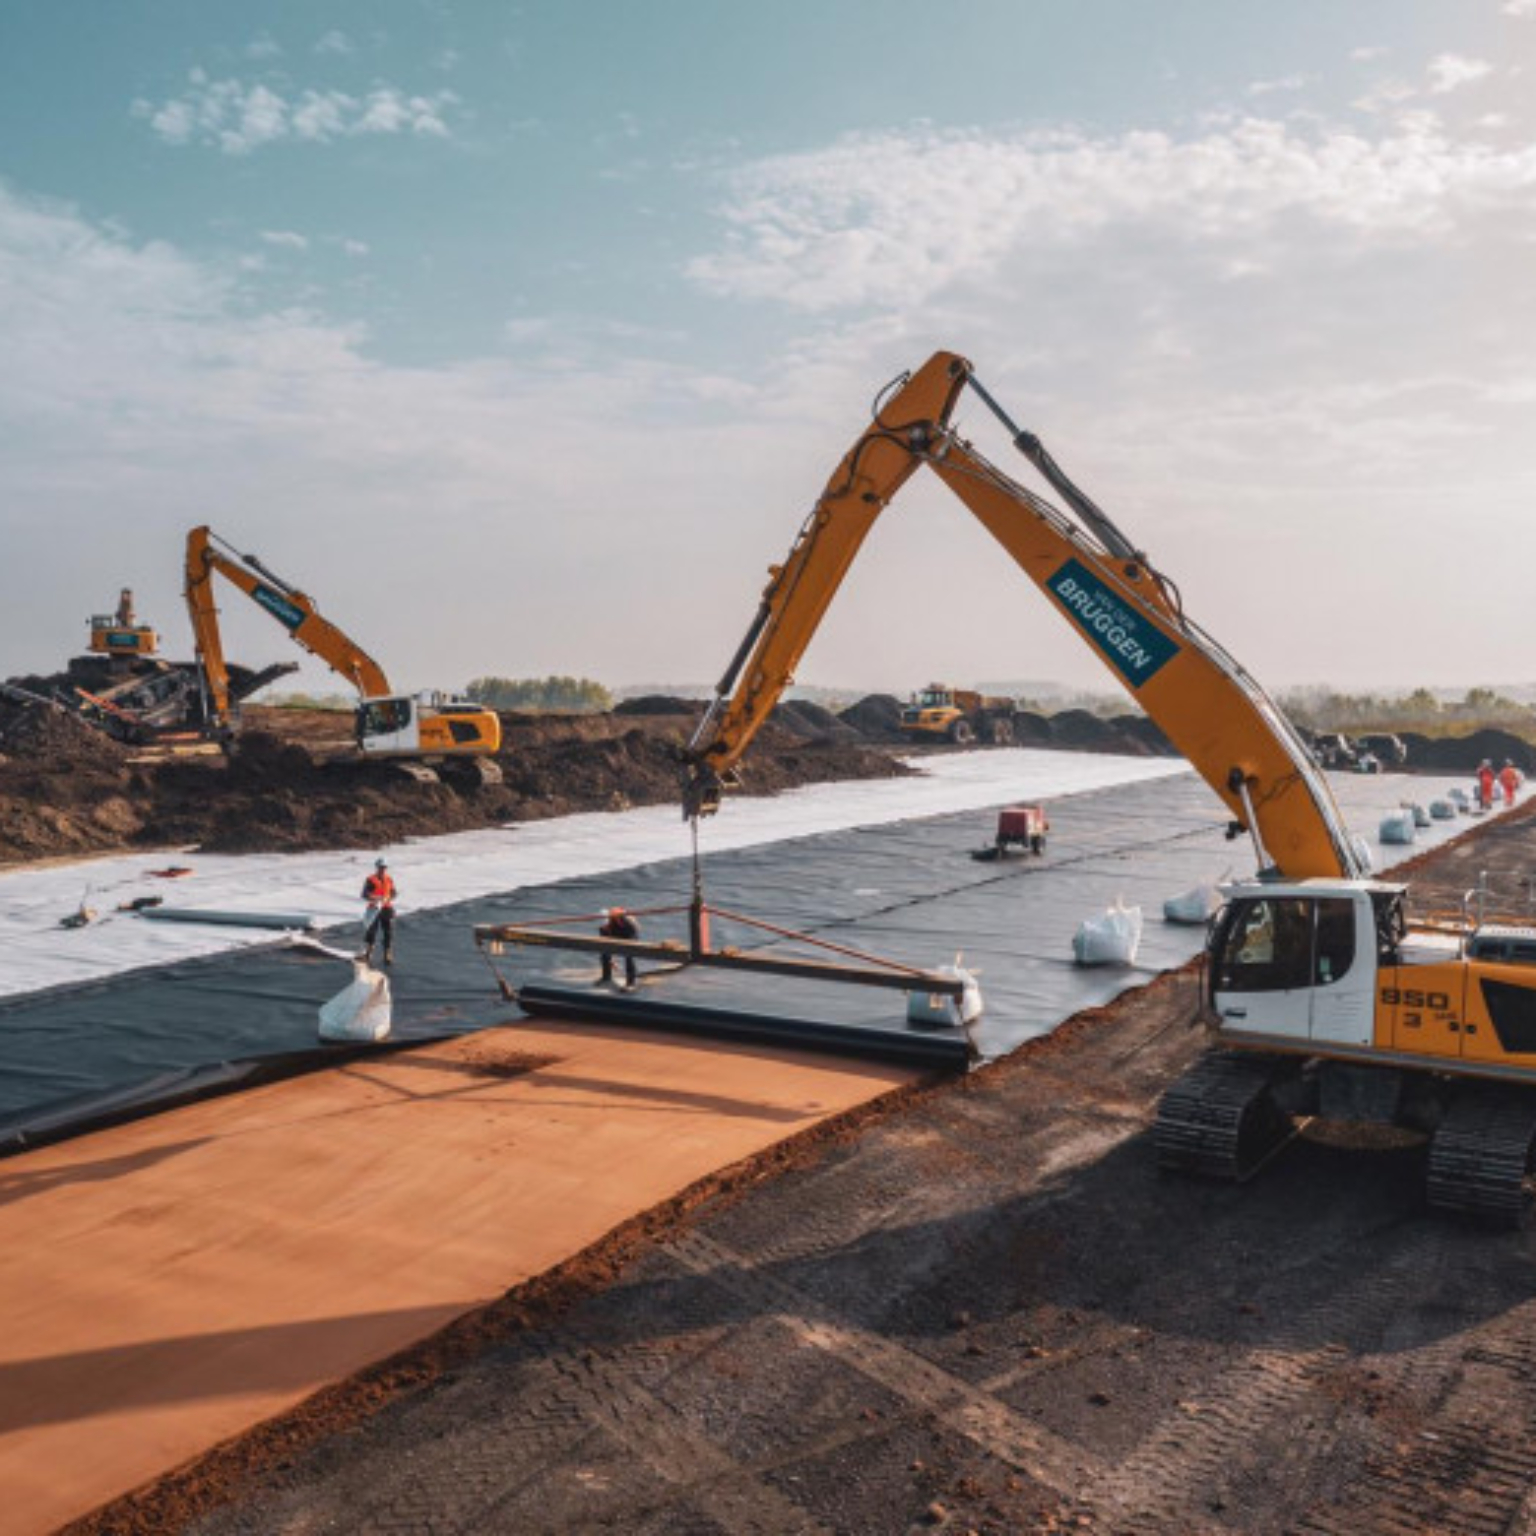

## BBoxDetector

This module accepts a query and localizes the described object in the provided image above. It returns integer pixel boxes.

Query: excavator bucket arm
[684,352,1364,882]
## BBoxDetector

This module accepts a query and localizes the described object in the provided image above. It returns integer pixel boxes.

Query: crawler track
[1427,1086,1536,1225]
[1153,1048,1296,1181]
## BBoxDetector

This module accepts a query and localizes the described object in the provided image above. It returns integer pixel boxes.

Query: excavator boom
[687,351,1364,882]
[183,526,500,763]
[186,527,390,728]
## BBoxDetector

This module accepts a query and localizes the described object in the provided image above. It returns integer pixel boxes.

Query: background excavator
[684,349,1536,1223]
[185,526,502,780]
[86,589,158,664]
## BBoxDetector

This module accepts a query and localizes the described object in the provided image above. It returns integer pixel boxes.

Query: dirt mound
[613,695,704,717]
[838,694,906,741]
[1107,714,1175,756]
[771,700,861,743]
[1048,709,1117,748]
[0,704,129,766]
[1399,729,1534,774]
[1011,711,1055,745]
[0,703,908,867]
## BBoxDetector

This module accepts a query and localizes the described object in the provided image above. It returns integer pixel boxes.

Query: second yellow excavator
[185,526,502,777]
[684,350,1536,1223]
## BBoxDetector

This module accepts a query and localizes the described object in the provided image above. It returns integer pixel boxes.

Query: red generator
[972,804,1049,861]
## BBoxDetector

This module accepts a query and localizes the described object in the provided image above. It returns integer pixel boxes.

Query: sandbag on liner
[1163,882,1222,925]
[906,963,984,1030]
[318,960,393,1042]
[1378,809,1417,846]
[1073,898,1143,966]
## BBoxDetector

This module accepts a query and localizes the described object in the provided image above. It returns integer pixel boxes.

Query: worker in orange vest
[1477,760,1496,811]
[1501,759,1521,807]
[362,858,397,967]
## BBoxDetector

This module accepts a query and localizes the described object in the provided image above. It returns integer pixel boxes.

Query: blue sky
[2,2,1534,695]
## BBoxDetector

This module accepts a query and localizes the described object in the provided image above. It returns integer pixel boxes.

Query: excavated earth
[5,683,1520,870]
[0,703,904,866]
[66,799,1536,1536]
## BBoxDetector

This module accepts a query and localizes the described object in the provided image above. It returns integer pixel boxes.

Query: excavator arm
[685,351,1366,882]
[185,526,391,730]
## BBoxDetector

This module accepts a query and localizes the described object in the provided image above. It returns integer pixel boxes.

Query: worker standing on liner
[1501,760,1521,807]
[1478,760,1497,812]
[598,906,640,988]
[362,858,397,967]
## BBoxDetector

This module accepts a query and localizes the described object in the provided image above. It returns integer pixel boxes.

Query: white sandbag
[318,960,393,1042]
[906,964,984,1030]
[1430,799,1457,820]
[1073,898,1143,966]
[1163,882,1222,925]
[1409,804,1431,828]
[1378,809,1417,846]
[1349,834,1376,875]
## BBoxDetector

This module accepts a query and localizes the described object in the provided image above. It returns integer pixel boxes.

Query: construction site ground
[53,798,1536,1536]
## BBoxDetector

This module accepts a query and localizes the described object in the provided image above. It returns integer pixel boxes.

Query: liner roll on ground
[515,983,972,1070]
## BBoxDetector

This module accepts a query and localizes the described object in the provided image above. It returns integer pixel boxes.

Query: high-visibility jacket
[363,872,396,907]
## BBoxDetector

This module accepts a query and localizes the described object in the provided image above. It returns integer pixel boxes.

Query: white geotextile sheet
[0,750,1189,1001]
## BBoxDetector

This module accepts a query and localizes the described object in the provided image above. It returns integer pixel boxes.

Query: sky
[2,1,1534,699]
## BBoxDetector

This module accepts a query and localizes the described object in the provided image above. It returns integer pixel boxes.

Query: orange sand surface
[0,1021,914,1534]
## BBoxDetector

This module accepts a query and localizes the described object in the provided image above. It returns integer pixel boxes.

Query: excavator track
[1155,1051,1296,1183]
[1426,1087,1536,1226]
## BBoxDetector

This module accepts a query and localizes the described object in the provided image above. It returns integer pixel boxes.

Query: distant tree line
[1280,686,1536,736]
[464,675,613,713]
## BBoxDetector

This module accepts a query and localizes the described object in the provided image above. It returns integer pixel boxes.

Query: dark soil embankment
[0,703,905,866]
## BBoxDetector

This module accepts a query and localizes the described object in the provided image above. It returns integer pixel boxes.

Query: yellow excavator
[86,589,158,661]
[684,349,1536,1221]
[185,526,502,779]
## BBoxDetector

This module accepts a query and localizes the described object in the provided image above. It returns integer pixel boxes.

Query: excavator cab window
[1216,896,1359,994]
[358,697,411,739]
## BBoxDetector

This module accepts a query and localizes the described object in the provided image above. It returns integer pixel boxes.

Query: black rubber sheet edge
[0,1033,459,1160]
[515,982,973,1071]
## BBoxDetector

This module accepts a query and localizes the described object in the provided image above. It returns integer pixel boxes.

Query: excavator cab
[355,691,501,759]
[1208,881,1379,1048]
[88,589,158,661]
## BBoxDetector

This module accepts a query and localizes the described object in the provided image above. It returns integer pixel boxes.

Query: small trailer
[971,803,1049,861]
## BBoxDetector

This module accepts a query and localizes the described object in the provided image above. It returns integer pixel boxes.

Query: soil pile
[1399,728,1534,774]
[770,700,862,743]
[837,693,905,741]
[612,695,704,717]
[0,703,907,866]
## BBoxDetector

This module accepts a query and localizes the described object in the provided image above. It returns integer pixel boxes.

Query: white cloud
[260,229,309,250]
[1353,78,1418,114]
[1427,53,1494,94]
[315,29,354,56]
[688,118,1536,311]
[1350,46,1388,63]
[340,238,370,257]
[2,136,1534,694]
[1247,74,1314,97]
[1504,0,1536,15]
[132,72,457,153]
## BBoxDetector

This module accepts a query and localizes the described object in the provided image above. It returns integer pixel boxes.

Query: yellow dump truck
[899,684,1019,745]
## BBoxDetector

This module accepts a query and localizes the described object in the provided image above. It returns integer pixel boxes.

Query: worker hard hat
[611,905,626,916]
[375,858,388,869]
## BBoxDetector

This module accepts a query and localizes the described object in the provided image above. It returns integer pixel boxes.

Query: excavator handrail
[683,351,1366,883]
